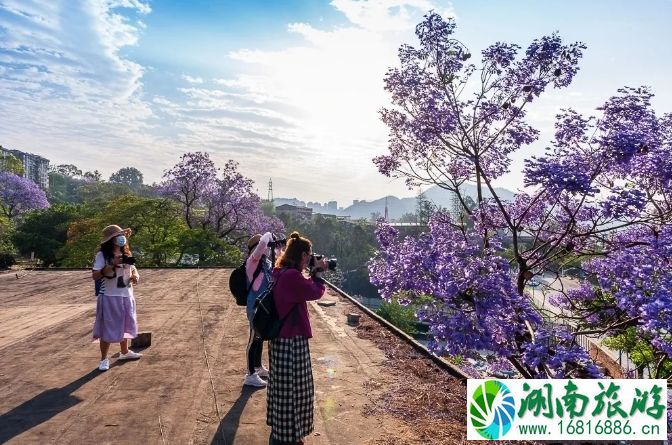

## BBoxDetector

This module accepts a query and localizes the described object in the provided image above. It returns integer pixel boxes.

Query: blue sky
[1,0,671,205]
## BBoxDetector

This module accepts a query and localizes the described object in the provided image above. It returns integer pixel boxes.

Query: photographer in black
[266,232,336,445]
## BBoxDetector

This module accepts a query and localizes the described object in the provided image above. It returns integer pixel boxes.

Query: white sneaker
[119,350,143,360]
[256,366,269,378]
[99,358,110,371]
[244,373,267,387]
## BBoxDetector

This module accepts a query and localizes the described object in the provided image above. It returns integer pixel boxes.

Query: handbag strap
[269,267,289,290]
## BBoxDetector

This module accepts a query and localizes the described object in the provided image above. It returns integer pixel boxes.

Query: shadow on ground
[210,386,265,445]
[0,370,101,443]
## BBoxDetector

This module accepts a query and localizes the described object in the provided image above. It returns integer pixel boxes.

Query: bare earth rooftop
[0,268,488,445]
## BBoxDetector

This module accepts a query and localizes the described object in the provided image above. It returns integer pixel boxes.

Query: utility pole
[267,178,274,202]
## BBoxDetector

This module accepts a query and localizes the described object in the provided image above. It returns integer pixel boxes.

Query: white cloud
[182,74,203,84]
[0,0,454,202]
[0,0,178,178]
[330,0,454,32]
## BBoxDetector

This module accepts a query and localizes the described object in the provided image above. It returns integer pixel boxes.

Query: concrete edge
[324,280,472,383]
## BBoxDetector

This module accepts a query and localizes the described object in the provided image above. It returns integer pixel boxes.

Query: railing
[529,289,645,379]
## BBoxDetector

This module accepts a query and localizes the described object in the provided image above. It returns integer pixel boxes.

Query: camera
[267,235,286,249]
[121,254,136,265]
[309,254,337,271]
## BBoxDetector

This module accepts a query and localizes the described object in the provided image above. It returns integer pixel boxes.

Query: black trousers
[246,329,263,375]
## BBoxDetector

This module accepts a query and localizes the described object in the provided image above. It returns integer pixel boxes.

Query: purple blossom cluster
[370,213,602,378]
[568,227,672,357]
[371,12,672,381]
[0,172,50,219]
[159,152,284,244]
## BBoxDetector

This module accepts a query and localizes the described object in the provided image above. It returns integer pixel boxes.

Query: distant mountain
[424,183,516,210]
[276,184,516,221]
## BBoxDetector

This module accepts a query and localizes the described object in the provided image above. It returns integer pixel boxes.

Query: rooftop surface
[0,269,481,445]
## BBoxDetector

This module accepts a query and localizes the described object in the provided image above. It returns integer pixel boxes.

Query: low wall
[587,339,625,379]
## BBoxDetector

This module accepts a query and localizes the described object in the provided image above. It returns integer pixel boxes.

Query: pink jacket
[246,232,272,292]
[272,267,325,338]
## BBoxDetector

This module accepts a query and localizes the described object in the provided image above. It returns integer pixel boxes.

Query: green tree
[376,297,419,335]
[416,191,437,225]
[109,167,144,189]
[399,212,417,223]
[176,228,243,266]
[51,164,82,178]
[281,214,380,299]
[102,195,185,266]
[59,196,188,267]
[58,218,103,267]
[12,203,82,266]
[261,200,276,217]
[0,216,16,254]
[602,327,672,379]
[77,182,132,210]
[47,171,91,204]
[0,153,25,175]
[83,170,102,182]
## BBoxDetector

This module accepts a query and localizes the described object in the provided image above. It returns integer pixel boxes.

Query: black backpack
[251,269,298,340]
[229,258,264,306]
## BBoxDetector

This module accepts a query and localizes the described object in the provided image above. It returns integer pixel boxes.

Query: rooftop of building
[0,146,50,162]
[0,268,487,445]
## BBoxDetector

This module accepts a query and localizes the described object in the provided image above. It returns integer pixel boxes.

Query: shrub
[0,253,16,269]
[376,298,419,335]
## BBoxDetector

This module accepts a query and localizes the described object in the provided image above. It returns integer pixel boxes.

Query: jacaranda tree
[370,11,672,389]
[159,152,284,246]
[0,172,50,219]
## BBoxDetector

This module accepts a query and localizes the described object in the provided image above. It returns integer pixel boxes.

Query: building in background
[0,145,50,189]
[276,204,313,220]
[327,200,338,211]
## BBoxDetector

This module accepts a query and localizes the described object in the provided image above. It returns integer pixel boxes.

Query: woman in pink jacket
[266,231,327,445]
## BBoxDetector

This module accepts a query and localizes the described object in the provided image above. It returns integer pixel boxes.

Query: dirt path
[0,269,405,445]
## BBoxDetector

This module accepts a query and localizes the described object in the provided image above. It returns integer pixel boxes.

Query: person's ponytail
[276,232,312,270]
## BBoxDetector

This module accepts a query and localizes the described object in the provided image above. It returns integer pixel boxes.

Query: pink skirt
[92,294,138,343]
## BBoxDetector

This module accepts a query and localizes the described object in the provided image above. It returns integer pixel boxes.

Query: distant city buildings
[276,204,313,220]
[327,200,338,211]
[0,145,50,189]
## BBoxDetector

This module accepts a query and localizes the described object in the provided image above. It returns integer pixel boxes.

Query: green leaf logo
[469,380,516,440]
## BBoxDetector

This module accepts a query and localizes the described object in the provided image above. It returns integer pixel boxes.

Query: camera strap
[101,265,117,279]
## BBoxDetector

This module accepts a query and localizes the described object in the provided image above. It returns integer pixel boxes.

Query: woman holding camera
[91,225,142,372]
[267,231,327,445]
[244,232,274,387]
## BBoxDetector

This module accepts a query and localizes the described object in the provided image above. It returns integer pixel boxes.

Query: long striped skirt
[266,336,315,443]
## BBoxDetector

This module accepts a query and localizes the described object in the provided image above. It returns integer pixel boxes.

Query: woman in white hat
[91,225,142,371]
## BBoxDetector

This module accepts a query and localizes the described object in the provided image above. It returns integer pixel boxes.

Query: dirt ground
[0,269,411,445]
